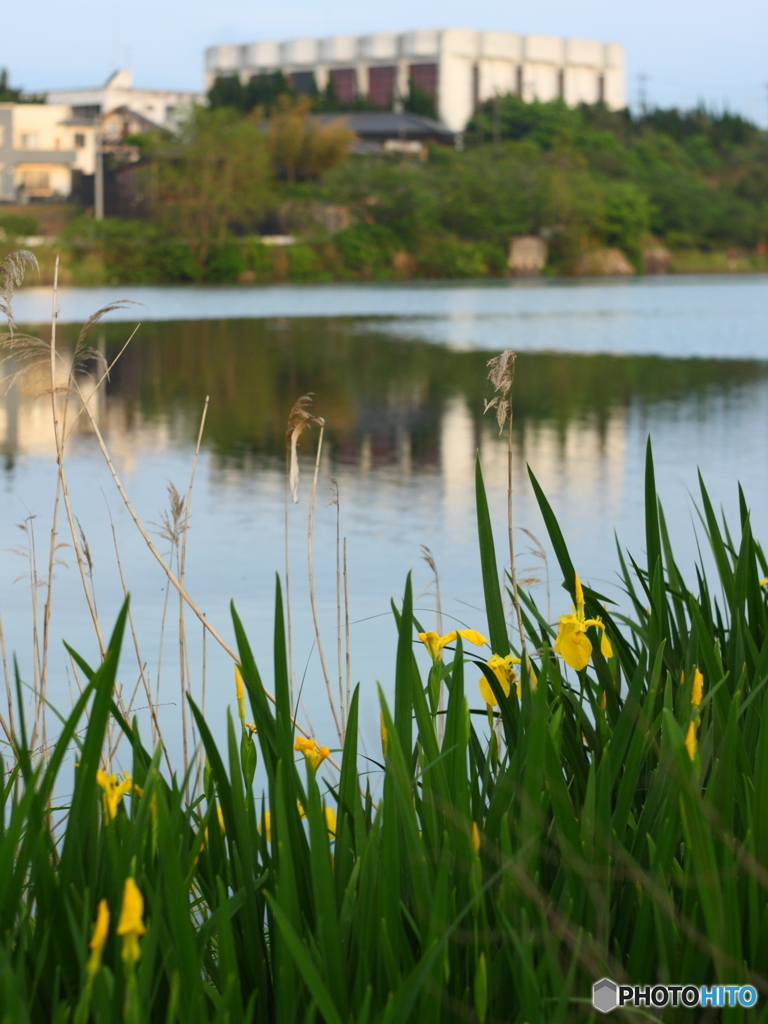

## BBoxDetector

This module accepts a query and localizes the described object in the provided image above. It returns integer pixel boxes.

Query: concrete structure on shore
[0,103,97,201]
[48,69,203,132]
[205,29,625,132]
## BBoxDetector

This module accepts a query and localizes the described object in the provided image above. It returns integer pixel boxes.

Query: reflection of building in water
[439,393,627,538]
[482,413,627,526]
[0,363,172,474]
[0,358,95,458]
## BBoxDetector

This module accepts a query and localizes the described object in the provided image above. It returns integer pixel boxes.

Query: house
[205,29,626,133]
[0,103,96,202]
[47,69,203,132]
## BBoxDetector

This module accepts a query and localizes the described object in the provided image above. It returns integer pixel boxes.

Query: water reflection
[4,317,765,466]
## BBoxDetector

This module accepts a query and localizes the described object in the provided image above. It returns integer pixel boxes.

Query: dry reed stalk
[284,393,323,699]
[48,259,106,662]
[329,479,345,735]
[17,516,43,750]
[109,518,172,775]
[0,610,14,740]
[307,425,342,742]
[284,452,294,695]
[484,351,530,669]
[343,537,350,720]
[421,545,445,742]
[178,397,209,798]
[199,615,207,794]
[38,328,138,717]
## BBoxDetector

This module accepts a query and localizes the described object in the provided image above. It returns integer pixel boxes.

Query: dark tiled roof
[314,111,455,139]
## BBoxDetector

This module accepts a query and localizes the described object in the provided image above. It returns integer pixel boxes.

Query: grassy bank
[3,227,768,287]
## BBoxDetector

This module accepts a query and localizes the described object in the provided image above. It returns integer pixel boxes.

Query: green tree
[265,95,354,182]
[151,107,274,265]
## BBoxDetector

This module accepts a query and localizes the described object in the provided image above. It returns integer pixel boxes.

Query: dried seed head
[286,393,324,503]
[484,350,517,433]
[0,250,38,333]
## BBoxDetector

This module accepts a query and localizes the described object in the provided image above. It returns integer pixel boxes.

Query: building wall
[205,28,626,132]
[0,103,95,201]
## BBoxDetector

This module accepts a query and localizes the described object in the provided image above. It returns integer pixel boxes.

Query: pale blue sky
[3,0,767,124]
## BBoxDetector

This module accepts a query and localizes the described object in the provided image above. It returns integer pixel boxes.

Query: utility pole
[638,73,648,117]
[94,127,104,221]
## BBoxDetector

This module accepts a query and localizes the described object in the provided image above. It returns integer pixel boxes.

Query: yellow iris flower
[96,770,135,820]
[760,577,768,587]
[117,878,146,965]
[478,654,521,705]
[294,736,330,771]
[554,574,613,671]
[87,899,110,978]
[418,629,487,660]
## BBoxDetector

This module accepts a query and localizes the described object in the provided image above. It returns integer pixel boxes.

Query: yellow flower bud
[685,721,698,761]
[117,878,146,965]
[87,899,110,978]
[235,665,246,725]
[471,821,481,854]
[691,669,703,709]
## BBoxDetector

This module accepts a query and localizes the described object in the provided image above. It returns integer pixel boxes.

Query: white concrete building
[48,69,203,132]
[205,29,625,132]
[0,103,97,201]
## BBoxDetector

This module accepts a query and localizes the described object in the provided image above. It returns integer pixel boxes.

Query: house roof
[314,111,455,140]
[103,106,163,132]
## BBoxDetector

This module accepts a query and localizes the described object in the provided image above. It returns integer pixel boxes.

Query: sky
[2,0,767,124]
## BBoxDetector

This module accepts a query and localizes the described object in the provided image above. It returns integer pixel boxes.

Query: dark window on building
[472,64,479,110]
[74,133,86,148]
[515,66,523,97]
[368,65,396,108]
[72,105,101,120]
[409,63,438,98]
[597,74,605,103]
[290,71,316,95]
[331,68,357,104]
[558,69,565,98]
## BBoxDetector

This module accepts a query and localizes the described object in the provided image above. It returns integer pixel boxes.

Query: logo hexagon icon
[593,978,618,1013]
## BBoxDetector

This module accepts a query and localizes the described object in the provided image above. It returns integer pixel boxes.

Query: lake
[2,274,768,764]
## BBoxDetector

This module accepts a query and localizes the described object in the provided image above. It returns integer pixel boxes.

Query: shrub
[206,242,246,283]
[334,222,399,275]
[0,213,38,237]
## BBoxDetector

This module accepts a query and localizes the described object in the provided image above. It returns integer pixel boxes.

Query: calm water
[2,275,768,760]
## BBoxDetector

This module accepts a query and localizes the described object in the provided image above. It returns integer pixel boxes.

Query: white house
[205,28,626,132]
[48,69,203,132]
[0,103,97,201]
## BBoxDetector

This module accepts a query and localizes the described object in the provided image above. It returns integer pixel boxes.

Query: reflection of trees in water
[41,317,768,470]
